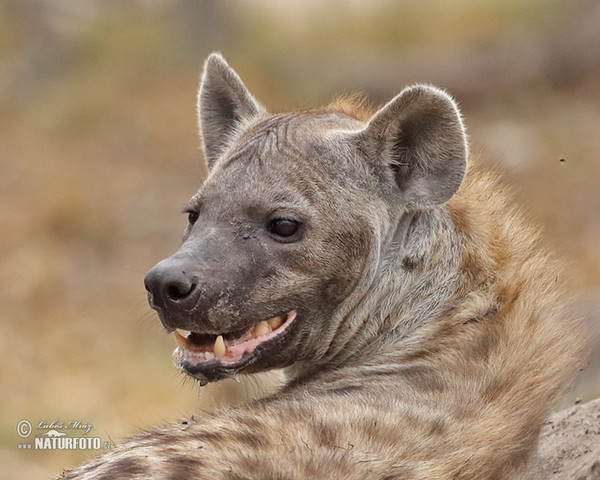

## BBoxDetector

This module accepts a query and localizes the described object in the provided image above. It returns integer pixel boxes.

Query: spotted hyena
[60,53,587,479]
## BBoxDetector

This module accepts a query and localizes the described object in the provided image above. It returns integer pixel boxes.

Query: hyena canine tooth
[60,53,588,480]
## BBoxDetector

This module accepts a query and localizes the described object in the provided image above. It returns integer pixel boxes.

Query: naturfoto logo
[16,419,111,451]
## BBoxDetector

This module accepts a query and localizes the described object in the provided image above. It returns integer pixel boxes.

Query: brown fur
[59,54,587,480]
[325,93,375,122]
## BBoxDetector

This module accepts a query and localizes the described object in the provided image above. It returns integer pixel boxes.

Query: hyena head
[144,53,467,385]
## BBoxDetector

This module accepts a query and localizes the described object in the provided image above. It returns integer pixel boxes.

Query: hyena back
[60,53,587,480]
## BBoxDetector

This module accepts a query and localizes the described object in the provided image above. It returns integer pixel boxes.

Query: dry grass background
[1,1,599,478]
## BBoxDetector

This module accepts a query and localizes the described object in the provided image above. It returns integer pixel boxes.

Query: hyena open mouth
[173,311,297,382]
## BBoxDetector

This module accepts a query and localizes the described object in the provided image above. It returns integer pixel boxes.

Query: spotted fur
[60,53,587,480]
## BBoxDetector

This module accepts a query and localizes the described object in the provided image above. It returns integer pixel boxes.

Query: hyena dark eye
[267,218,300,239]
[185,209,199,226]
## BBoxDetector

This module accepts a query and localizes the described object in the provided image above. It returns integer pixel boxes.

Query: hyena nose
[144,258,198,310]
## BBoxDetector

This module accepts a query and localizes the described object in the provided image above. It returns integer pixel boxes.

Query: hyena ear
[198,53,266,169]
[357,85,468,209]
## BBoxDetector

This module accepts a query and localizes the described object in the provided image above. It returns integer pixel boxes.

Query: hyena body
[61,54,586,479]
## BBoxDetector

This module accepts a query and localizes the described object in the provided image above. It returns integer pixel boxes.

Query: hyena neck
[287,166,584,441]
[286,206,463,383]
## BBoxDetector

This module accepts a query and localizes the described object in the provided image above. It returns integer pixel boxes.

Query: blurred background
[1,0,599,478]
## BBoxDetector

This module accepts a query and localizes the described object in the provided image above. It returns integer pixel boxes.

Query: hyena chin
[61,53,587,480]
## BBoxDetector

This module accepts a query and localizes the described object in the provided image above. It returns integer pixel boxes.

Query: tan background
[1,1,599,478]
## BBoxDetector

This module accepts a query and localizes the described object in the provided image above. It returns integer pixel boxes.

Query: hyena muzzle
[60,53,587,480]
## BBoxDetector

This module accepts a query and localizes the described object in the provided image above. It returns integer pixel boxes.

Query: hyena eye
[267,218,300,239]
[185,209,199,226]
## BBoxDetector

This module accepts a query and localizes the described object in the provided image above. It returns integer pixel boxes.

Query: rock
[538,398,600,479]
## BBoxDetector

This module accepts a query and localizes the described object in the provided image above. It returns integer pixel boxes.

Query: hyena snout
[144,235,258,333]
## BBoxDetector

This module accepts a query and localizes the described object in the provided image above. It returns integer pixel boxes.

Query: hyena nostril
[145,257,200,308]
[166,281,197,302]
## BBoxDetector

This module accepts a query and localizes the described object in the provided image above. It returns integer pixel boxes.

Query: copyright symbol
[17,420,32,438]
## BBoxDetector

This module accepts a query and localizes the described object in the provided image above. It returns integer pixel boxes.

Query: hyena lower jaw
[60,53,587,479]
[173,311,297,383]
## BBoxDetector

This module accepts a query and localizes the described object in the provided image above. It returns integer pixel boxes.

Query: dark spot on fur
[234,415,261,431]
[159,446,183,456]
[400,365,444,392]
[194,430,225,443]
[472,331,500,361]
[94,457,149,480]
[311,421,339,447]
[428,417,447,435]
[454,403,475,422]
[366,368,400,377]
[167,456,204,480]
[309,384,363,397]
[457,248,486,283]
[402,256,419,271]
[464,303,500,325]
[327,384,363,396]
[482,378,506,402]
[233,430,268,448]
[378,464,416,479]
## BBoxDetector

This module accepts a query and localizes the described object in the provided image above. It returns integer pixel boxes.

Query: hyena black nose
[144,258,198,309]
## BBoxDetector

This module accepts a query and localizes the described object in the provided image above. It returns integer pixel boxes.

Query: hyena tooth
[267,315,284,330]
[174,331,188,349]
[175,329,191,338]
[205,351,215,360]
[254,321,272,337]
[214,335,226,358]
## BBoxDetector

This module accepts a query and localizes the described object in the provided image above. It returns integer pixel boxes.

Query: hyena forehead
[215,111,364,174]
[202,111,373,204]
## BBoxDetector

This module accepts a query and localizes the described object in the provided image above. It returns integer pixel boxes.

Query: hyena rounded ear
[357,85,468,209]
[198,53,266,170]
